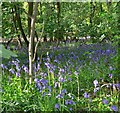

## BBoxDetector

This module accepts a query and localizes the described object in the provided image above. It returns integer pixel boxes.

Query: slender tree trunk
[29,2,38,84]
[56,2,61,45]
[28,2,33,37]
[14,4,29,47]
[28,2,38,61]
[90,1,95,26]
[12,8,22,48]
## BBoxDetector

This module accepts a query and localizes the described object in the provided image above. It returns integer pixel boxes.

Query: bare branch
[32,21,44,62]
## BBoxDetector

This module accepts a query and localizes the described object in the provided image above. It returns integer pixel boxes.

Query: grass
[1,41,119,112]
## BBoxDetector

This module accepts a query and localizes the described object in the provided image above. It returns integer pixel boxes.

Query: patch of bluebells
[34,78,49,93]
[2,43,118,111]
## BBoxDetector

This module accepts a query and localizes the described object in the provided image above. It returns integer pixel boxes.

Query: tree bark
[14,4,29,47]
[28,2,38,61]
[90,1,95,26]
[12,8,22,48]
[28,2,33,37]
[29,2,38,84]
[56,2,61,45]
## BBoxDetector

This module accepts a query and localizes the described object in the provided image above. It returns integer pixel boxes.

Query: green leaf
[0,44,17,59]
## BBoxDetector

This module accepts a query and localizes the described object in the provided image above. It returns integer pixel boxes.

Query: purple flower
[61,89,67,94]
[68,77,72,81]
[93,80,99,87]
[54,82,59,88]
[56,93,63,98]
[40,78,48,86]
[59,68,65,73]
[37,57,40,61]
[58,76,65,82]
[42,92,46,97]
[34,78,39,83]
[54,59,59,63]
[110,105,118,111]
[69,108,72,111]
[16,71,20,77]
[109,66,113,71]
[94,87,100,93]
[69,99,73,105]
[55,103,60,109]
[48,86,52,92]
[45,62,51,69]
[102,99,109,105]
[106,49,111,55]
[9,68,15,74]
[74,71,78,76]
[114,83,120,91]
[65,100,69,105]
[108,74,112,79]
[83,92,90,98]
[23,66,28,73]
[1,64,7,69]
[37,62,41,71]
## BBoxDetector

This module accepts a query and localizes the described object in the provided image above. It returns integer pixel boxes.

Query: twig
[32,22,44,62]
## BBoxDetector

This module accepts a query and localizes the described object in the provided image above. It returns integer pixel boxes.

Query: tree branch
[32,21,44,62]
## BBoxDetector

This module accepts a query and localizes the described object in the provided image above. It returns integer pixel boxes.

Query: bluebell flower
[1,64,7,69]
[45,62,51,69]
[58,76,65,82]
[106,49,111,55]
[42,92,46,97]
[68,77,72,81]
[55,103,60,109]
[23,66,28,73]
[40,78,48,86]
[69,99,73,105]
[108,74,112,79]
[102,99,109,105]
[37,57,40,61]
[83,92,90,98]
[16,71,20,77]
[69,108,72,111]
[34,78,39,83]
[110,105,118,111]
[56,93,63,98]
[59,68,65,73]
[54,59,59,63]
[74,71,78,76]
[114,83,120,91]
[93,80,99,87]
[54,82,59,88]
[109,66,113,71]
[94,87,100,93]
[9,68,15,74]
[61,89,67,94]
[65,100,69,105]
[37,62,41,71]
[48,86,52,92]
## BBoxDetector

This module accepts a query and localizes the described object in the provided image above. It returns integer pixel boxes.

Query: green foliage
[0,44,17,59]
[2,2,119,43]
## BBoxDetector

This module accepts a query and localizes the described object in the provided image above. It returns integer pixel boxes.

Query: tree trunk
[56,2,61,46]
[28,2,38,61]
[28,2,33,37]
[29,2,38,84]
[90,1,95,26]
[14,4,29,47]
[12,8,22,48]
